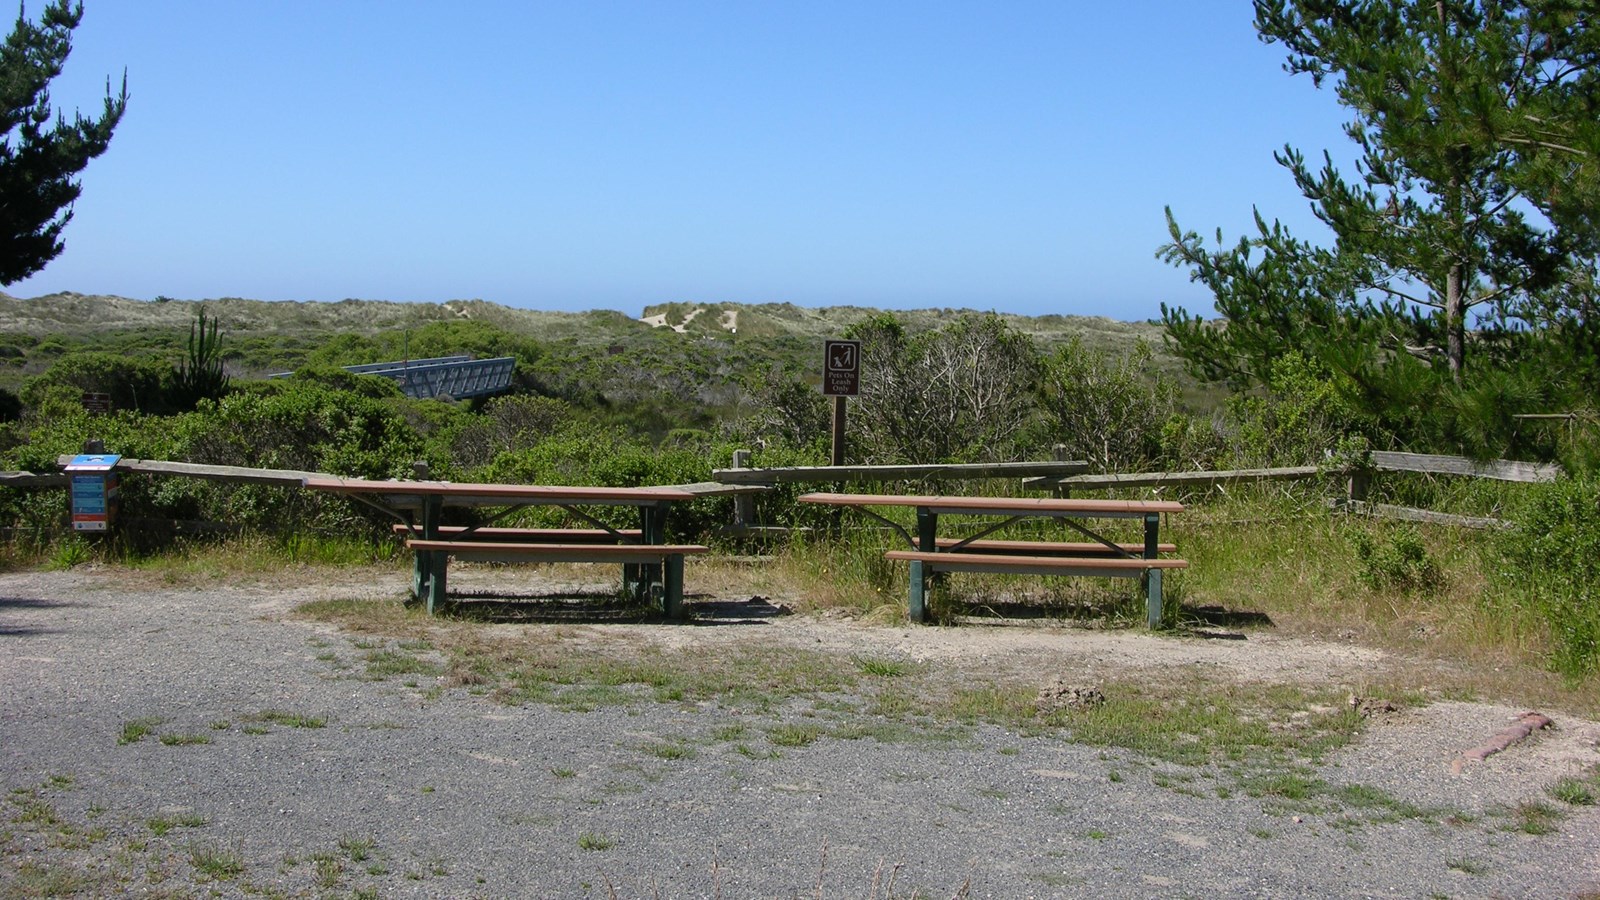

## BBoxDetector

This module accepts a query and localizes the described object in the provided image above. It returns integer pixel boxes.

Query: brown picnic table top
[301,476,694,509]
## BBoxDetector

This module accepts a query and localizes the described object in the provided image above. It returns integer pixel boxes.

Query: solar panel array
[366,357,517,399]
[268,356,516,400]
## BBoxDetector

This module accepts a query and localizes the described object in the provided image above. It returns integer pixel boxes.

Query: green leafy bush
[1349,526,1440,592]
[21,352,173,415]
[1494,475,1600,679]
[1032,337,1177,472]
[1221,352,1368,468]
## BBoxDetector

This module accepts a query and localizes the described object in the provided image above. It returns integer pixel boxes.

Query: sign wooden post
[821,339,861,467]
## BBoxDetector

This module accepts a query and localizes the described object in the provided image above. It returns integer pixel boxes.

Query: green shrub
[1349,525,1440,592]
[1032,337,1177,473]
[21,352,173,415]
[1221,352,1369,468]
[1494,475,1600,679]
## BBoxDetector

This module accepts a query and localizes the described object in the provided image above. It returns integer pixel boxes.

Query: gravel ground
[2,567,1598,899]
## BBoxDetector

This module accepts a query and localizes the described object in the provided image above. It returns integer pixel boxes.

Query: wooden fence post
[731,449,755,531]
[1051,444,1070,498]
[1347,467,1371,504]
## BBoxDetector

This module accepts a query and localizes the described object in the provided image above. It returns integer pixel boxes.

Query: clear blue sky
[8,1,1355,321]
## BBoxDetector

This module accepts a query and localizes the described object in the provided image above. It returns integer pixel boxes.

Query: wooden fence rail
[1024,466,1323,494]
[0,448,1570,536]
[712,459,1089,485]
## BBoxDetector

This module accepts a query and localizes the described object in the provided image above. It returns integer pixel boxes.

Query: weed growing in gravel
[311,852,343,888]
[300,599,862,712]
[247,710,328,729]
[642,741,697,761]
[9,860,93,896]
[363,648,444,679]
[146,815,205,836]
[550,767,576,778]
[158,733,212,746]
[1547,771,1598,806]
[338,835,374,862]
[854,656,914,677]
[10,793,61,827]
[768,724,822,747]
[188,843,244,881]
[1446,856,1487,875]
[576,832,614,851]
[117,717,163,745]
[712,724,748,741]
[1510,800,1565,834]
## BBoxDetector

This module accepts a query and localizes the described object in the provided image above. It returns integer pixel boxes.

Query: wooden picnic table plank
[302,476,694,506]
[887,550,1188,577]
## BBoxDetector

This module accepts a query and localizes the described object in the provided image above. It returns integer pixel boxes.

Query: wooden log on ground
[1451,712,1553,772]
[1332,499,1511,530]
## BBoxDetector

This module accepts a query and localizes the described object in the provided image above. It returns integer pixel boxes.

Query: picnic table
[798,493,1186,627]
[302,477,705,616]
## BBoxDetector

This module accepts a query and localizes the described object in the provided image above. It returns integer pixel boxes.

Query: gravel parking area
[3,567,1598,898]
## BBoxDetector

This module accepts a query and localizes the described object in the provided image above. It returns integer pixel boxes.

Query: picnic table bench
[798,493,1186,627]
[304,477,706,617]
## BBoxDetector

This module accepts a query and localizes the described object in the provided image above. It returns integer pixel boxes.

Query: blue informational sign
[65,454,121,472]
[66,456,120,531]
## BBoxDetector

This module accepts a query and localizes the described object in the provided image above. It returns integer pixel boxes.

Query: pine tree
[0,1,126,285]
[1158,1,1578,393]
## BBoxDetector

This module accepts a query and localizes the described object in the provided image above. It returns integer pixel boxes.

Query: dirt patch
[5,565,1599,897]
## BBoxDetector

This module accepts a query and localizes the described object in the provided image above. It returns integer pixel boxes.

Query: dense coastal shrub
[846,312,1040,463]
[21,352,173,415]
[1032,337,1177,473]
[1493,475,1600,679]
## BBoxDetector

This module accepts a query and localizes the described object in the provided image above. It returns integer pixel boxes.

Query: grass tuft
[188,843,245,881]
[1548,773,1598,807]
[117,717,163,745]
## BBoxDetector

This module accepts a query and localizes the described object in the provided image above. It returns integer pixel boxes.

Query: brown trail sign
[821,339,861,466]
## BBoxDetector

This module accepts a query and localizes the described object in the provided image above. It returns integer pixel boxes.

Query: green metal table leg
[630,504,668,601]
[420,496,444,611]
[411,536,426,601]
[427,554,448,616]
[909,508,937,623]
[663,553,685,620]
[1143,512,1162,628]
[1145,568,1163,629]
[908,559,927,623]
